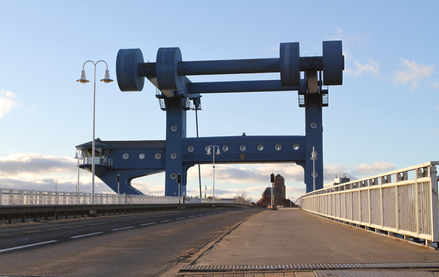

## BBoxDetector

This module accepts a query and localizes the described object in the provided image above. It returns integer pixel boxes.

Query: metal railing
[80,157,113,166]
[297,161,439,246]
[0,189,225,206]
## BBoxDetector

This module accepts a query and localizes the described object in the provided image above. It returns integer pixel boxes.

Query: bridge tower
[77,41,343,195]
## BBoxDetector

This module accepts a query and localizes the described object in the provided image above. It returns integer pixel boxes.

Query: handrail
[297,161,439,247]
[0,189,244,206]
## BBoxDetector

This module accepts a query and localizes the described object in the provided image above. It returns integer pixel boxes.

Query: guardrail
[0,203,252,224]
[297,161,439,247]
[0,189,225,206]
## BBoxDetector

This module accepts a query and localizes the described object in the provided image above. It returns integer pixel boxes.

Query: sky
[0,1,438,202]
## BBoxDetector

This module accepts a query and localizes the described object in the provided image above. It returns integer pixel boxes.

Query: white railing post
[415,168,421,237]
[395,175,399,233]
[429,165,438,242]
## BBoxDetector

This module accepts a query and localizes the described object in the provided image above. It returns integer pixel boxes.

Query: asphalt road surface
[0,206,262,276]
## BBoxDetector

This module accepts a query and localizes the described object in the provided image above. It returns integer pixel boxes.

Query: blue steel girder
[111,41,344,196]
[182,136,306,165]
[76,140,166,195]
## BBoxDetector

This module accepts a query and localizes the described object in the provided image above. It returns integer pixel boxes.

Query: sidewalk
[175,208,439,276]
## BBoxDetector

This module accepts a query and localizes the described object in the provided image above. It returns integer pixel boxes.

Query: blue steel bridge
[76,40,343,197]
[1,41,439,276]
[73,41,439,248]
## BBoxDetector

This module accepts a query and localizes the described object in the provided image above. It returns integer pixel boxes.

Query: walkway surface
[165,207,439,277]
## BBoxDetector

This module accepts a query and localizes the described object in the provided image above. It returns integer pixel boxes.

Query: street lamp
[206,145,221,203]
[311,146,318,192]
[77,60,113,205]
[74,150,82,194]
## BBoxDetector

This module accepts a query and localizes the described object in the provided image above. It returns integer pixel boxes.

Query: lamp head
[100,69,114,83]
[76,70,90,84]
[206,146,212,155]
[216,148,221,155]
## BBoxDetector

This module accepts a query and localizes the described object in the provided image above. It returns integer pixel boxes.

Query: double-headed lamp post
[311,146,318,192]
[206,145,221,203]
[76,60,113,205]
[74,150,82,194]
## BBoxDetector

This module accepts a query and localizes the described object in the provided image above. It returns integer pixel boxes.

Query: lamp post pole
[311,146,317,192]
[206,145,221,203]
[77,60,113,205]
[74,150,82,194]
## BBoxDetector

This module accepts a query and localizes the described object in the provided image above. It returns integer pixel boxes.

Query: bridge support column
[304,93,323,193]
[164,98,187,197]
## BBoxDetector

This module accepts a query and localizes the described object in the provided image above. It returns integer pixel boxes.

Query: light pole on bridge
[76,60,113,205]
[311,146,318,192]
[206,145,221,203]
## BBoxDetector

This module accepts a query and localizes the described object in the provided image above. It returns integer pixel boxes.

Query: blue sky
[0,1,438,202]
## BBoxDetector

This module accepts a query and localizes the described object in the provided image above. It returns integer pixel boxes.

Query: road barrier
[297,161,439,247]
[0,189,225,206]
[0,203,252,224]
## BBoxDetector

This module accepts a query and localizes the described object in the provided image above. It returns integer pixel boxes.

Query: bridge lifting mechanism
[76,41,344,196]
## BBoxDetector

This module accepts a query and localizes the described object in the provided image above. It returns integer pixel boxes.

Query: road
[0,206,262,276]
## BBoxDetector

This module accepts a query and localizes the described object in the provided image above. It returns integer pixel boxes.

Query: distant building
[324,174,351,188]
[256,174,295,208]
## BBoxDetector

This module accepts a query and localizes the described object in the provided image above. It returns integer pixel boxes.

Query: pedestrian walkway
[170,208,439,276]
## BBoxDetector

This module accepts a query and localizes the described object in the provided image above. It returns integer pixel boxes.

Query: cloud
[324,164,353,182]
[329,28,380,79]
[0,90,19,119]
[353,161,395,176]
[189,163,304,184]
[328,27,368,47]
[352,59,380,77]
[393,59,434,90]
[0,153,76,176]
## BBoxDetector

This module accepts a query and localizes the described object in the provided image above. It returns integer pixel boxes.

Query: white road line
[197,214,205,217]
[112,226,135,231]
[140,222,157,226]
[0,240,57,253]
[176,217,186,220]
[188,215,196,218]
[70,232,104,239]
[160,219,173,223]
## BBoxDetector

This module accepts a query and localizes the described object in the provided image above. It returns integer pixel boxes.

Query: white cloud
[0,90,19,119]
[328,27,368,47]
[324,164,351,182]
[352,59,380,77]
[353,161,395,176]
[393,59,434,90]
[0,153,76,176]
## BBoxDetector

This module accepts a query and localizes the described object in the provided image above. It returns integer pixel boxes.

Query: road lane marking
[176,217,186,220]
[70,232,104,239]
[140,222,157,226]
[112,226,135,231]
[160,219,173,223]
[188,215,196,218]
[0,240,57,253]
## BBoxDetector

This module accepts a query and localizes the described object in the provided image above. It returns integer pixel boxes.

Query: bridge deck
[174,207,439,276]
